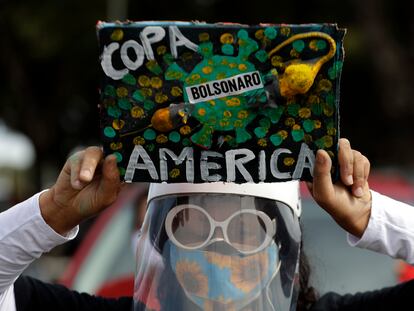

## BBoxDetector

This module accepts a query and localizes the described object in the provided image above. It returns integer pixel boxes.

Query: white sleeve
[348,190,414,264]
[0,191,79,309]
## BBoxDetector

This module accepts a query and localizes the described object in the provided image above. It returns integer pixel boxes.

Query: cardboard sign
[97,21,345,183]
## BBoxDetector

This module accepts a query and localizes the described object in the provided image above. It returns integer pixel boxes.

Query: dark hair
[297,243,319,311]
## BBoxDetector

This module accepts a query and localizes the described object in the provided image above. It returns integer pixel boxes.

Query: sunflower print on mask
[174,259,209,296]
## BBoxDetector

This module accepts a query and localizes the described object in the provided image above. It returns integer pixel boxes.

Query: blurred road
[301,199,396,295]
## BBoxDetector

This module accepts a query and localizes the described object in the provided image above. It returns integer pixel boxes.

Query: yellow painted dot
[220,33,234,44]
[131,106,145,118]
[199,32,210,42]
[307,95,320,104]
[110,142,123,150]
[238,64,247,71]
[290,49,300,58]
[156,134,168,144]
[170,168,180,178]
[112,119,125,130]
[141,88,153,97]
[166,71,183,80]
[150,77,163,89]
[314,120,322,128]
[324,135,334,148]
[170,86,183,97]
[155,92,168,104]
[208,100,216,106]
[255,29,264,40]
[202,66,213,74]
[179,125,191,135]
[221,58,229,65]
[234,120,243,128]
[328,150,335,158]
[285,118,295,126]
[292,124,301,130]
[327,127,337,136]
[317,79,332,92]
[223,110,232,118]
[304,134,313,143]
[226,97,241,107]
[309,40,319,51]
[133,136,145,145]
[280,27,291,36]
[116,87,128,98]
[299,108,311,118]
[257,138,267,147]
[216,72,226,80]
[278,130,288,139]
[324,105,334,117]
[198,108,206,116]
[138,75,150,87]
[220,120,230,127]
[229,62,237,68]
[284,157,295,166]
[111,29,124,41]
[157,45,167,55]
[271,55,283,67]
[237,110,248,119]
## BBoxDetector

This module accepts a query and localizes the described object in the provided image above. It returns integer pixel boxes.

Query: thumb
[312,150,335,207]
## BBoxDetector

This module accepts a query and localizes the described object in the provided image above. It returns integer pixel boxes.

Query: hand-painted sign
[97,21,345,183]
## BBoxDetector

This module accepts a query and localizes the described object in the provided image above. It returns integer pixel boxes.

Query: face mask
[167,241,279,310]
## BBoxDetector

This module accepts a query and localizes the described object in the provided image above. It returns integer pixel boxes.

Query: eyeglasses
[165,204,276,255]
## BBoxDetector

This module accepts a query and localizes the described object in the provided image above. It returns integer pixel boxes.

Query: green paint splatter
[325,93,335,106]
[143,100,155,110]
[143,128,156,140]
[198,42,213,57]
[118,98,132,110]
[118,167,126,176]
[222,44,234,55]
[145,60,162,75]
[255,50,268,63]
[292,129,305,142]
[104,85,116,97]
[270,133,283,146]
[303,119,315,133]
[328,61,343,80]
[311,103,323,116]
[104,127,116,138]
[169,131,181,143]
[147,144,155,152]
[107,106,121,118]
[316,40,327,50]
[254,127,267,138]
[132,90,144,102]
[182,138,192,146]
[259,118,271,129]
[293,40,305,52]
[237,29,248,39]
[287,104,300,116]
[163,53,174,65]
[112,152,123,162]
[122,73,136,85]
[264,27,277,39]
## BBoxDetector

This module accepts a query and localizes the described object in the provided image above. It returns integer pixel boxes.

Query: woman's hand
[308,138,372,238]
[39,147,122,234]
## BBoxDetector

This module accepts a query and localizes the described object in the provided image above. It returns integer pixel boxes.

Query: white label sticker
[185,71,263,104]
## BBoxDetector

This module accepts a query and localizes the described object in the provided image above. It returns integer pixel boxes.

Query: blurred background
[1,0,414,298]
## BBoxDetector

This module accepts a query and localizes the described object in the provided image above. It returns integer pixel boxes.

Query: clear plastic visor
[134,193,301,311]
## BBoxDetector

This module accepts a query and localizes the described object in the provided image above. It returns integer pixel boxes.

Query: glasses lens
[170,206,211,248]
[227,212,269,252]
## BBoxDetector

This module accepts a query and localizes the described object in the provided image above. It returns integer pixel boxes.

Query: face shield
[133,182,301,311]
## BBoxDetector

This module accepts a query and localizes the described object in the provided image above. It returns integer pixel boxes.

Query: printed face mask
[167,240,280,310]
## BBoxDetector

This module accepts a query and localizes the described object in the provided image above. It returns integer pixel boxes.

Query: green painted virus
[165,29,272,149]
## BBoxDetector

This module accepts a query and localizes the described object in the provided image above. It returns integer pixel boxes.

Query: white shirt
[0,192,78,311]
[0,190,413,310]
[348,190,414,265]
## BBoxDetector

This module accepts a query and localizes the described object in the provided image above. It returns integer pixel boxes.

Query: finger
[68,151,84,190]
[312,150,335,207]
[352,152,370,197]
[97,154,121,206]
[338,138,354,186]
[79,147,104,182]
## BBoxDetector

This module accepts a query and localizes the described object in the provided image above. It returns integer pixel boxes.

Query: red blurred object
[96,276,134,298]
